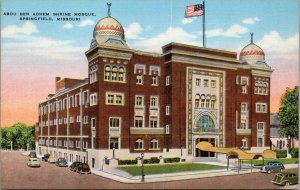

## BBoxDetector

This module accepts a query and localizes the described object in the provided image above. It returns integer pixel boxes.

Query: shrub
[290,148,299,158]
[276,149,287,158]
[144,157,160,164]
[164,157,181,163]
[118,159,137,165]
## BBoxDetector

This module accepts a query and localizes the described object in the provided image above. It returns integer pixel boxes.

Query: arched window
[150,138,158,149]
[195,94,200,108]
[118,67,125,82]
[111,66,118,81]
[104,65,111,80]
[135,139,143,149]
[196,115,216,132]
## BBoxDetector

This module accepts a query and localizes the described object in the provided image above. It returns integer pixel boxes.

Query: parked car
[42,153,51,162]
[48,154,57,163]
[272,172,298,186]
[69,161,82,171]
[28,151,37,158]
[27,158,40,167]
[55,157,68,167]
[76,163,91,174]
[260,161,285,173]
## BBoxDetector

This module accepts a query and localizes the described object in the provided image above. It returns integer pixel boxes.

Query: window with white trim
[69,96,74,108]
[166,105,170,116]
[89,65,98,83]
[241,77,249,85]
[150,116,158,128]
[104,65,126,82]
[242,85,247,94]
[242,138,248,148]
[69,116,74,123]
[135,95,144,106]
[150,96,159,107]
[134,116,143,128]
[109,117,120,128]
[76,115,81,123]
[150,139,158,149]
[166,75,170,86]
[254,81,269,95]
[196,78,201,86]
[257,122,265,131]
[240,119,247,129]
[134,64,146,74]
[135,139,144,149]
[90,93,97,106]
[83,116,88,124]
[91,117,96,128]
[165,125,170,134]
[106,92,124,105]
[211,80,216,88]
[150,66,160,76]
[151,76,158,86]
[136,74,143,84]
[241,103,248,112]
[256,103,267,113]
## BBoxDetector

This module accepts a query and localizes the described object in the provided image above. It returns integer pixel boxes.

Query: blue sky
[1,0,299,125]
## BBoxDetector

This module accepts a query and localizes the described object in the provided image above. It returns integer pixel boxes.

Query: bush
[144,157,160,164]
[290,148,299,158]
[276,149,287,158]
[164,157,181,163]
[118,159,137,165]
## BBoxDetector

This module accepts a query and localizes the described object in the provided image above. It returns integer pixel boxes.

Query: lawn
[117,163,225,176]
[243,158,298,166]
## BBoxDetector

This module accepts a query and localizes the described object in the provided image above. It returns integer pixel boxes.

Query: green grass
[243,158,298,166]
[117,163,225,176]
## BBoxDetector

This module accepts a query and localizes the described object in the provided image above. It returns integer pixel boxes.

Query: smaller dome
[239,33,265,65]
[93,17,125,40]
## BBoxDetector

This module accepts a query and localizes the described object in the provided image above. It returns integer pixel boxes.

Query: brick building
[36,10,273,169]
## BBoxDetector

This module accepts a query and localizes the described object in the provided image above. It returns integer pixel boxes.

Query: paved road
[1,151,298,189]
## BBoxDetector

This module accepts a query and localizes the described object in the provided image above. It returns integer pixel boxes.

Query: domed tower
[90,3,129,48]
[239,33,268,67]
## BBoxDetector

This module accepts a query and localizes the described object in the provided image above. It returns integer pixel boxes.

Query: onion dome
[90,3,128,48]
[239,33,267,66]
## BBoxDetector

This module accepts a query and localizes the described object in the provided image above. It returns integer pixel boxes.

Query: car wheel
[267,170,271,174]
[285,181,290,186]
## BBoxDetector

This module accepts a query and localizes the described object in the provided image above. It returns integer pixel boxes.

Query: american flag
[185,3,204,17]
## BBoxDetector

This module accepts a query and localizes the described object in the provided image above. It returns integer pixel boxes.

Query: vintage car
[55,157,68,167]
[76,163,91,174]
[28,151,37,158]
[42,153,51,162]
[27,158,40,167]
[48,154,57,163]
[272,172,298,186]
[69,161,82,171]
[260,161,285,173]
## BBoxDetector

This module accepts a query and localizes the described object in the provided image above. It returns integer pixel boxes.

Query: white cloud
[64,23,73,29]
[242,17,260,25]
[130,27,199,52]
[206,24,248,38]
[2,22,39,38]
[181,17,196,25]
[77,19,95,27]
[124,22,143,40]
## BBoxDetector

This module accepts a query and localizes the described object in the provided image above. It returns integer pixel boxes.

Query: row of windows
[135,138,159,150]
[104,65,126,82]
[41,116,90,127]
[39,139,88,149]
[240,102,268,113]
[195,79,216,88]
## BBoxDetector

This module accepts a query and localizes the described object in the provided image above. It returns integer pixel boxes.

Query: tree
[278,86,299,139]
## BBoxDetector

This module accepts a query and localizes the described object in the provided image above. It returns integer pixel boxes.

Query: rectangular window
[241,103,248,112]
[166,76,170,86]
[136,74,143,84]
[89,68,98,83]
[257,138,263,147]
[151,76,158,86]
[91,118,96,128]
[69,116,74,123]
[211,80,216,88]
[196,78,201,86]
[90,93,98,106]
[150,116,158,128]
[256,103,267,113]
[241,76,249,85]
[240,119,247,129]
[135,96,144,106]
[76,115,81,123]
[109,117,120,128]
[134,64,146,74]
[242,85,247,94]
[204,79,209,87]
[166,105,170,116]
[150,96,159,107]
[106,92,124,105]
[83,116,89,124]
[135,116,143,128]
[69,96,74,108]
[166,125,170,134]
[257,122,265,130]
[110,138,119,149]
[150,66,160,76]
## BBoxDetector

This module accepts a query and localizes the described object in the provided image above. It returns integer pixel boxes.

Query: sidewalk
[90,164,298,183]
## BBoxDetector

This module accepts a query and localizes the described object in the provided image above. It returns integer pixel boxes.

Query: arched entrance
[195,138,215,157]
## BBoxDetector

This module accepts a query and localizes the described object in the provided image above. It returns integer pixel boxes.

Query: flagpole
[203,0,206,47]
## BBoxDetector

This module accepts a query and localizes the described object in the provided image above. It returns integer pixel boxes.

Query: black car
[42,153,50,162]
[55,157,68,167]
[76,163,91,174]
[69,161,82,171]
[260,161,285,173]
[29,151,37,158]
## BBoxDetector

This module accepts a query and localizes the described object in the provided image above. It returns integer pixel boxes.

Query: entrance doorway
[195,138,215,157]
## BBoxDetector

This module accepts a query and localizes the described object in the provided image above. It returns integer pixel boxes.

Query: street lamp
[136,153,145,182]
[112,147,115,159]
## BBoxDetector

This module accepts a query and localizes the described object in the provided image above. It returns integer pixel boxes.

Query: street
[0,151,298,189]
